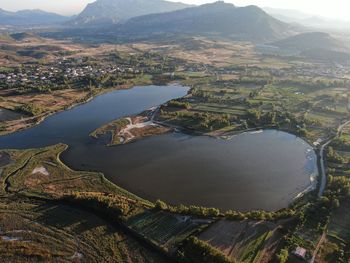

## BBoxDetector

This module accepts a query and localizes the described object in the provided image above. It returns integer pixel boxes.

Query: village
[0,57,145,90]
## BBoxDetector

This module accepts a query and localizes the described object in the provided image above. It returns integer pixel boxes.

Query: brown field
[0,35,81,65]
[2,144,146,202]
[167,38,258,67]
[0,196,166,263]
[0,89,90,134]
[198,219,286,263]
[328,201,350,241]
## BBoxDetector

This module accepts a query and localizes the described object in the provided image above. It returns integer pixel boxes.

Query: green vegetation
[155,200,220,217]
[0,196,164,263]
[156,69,349,145]
[0,145,209,261]
[177,237,233,263]
[167,100,191,110]
[1,34,350,262]
[17,103,44,116]
[127,211,208,251]
[0,144,169,262]
[90,117,130,145]
[65,192,147,220]
[276,249,289,263]
[2,144,142,200]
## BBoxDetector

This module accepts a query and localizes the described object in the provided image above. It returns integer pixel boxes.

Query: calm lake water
[0,85,317,211]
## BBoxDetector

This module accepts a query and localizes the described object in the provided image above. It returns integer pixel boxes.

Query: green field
[127,211,209,251]
[0,196,165,263]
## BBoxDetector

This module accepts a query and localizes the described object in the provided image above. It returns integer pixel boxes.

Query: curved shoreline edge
[1,83,340,213]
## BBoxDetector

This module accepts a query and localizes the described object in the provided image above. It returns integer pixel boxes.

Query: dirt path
[3,150,47,193]
[310,232,326,263]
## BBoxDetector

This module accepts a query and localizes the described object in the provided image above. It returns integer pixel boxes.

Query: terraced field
[157,75,350,145]
[0,196,166,263]
[0,144,213,261]
[127,211,210,252]
[198,219,286,263]
[0,145,167,262]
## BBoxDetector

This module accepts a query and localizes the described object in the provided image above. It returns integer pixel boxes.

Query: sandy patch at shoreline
[32,166,49,176]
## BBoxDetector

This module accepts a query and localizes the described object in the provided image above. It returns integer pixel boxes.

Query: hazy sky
[1,0,350,21]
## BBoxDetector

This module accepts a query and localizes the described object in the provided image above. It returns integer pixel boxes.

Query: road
[318,120,350,197]
[318,139,333,198]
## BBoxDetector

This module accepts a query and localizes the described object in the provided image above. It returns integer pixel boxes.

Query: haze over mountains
[112,2,294,42]
[270,32,350,62]
[264,7,350,30]
[1,0,350,61]
[273,32,348,53]
[0,8,70,26]
[68,0,191,26]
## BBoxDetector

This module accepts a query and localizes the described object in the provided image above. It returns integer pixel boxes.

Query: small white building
[293,247,307,260]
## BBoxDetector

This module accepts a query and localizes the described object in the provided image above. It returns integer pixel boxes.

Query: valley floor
[1,34,350,262]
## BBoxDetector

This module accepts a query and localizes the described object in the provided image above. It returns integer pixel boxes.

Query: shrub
[276,249,289,263]
[177,237,233,263]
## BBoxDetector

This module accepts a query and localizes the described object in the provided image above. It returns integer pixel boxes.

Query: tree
[155,200,168,210]
[276,249,289,263]
[247,109,261,122]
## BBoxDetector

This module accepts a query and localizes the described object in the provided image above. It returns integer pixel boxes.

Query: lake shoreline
[0,84,317,212]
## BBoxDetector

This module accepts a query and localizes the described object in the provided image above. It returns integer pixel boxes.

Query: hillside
[264,7,350,30]
[272,32,349,54]
[301,48,350,62]
[0,8,70,26]
[113,1,295,42]
[69,0,191,26]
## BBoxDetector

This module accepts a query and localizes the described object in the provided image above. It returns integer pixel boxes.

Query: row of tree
[176,237,234,263]
[155,200,220,217]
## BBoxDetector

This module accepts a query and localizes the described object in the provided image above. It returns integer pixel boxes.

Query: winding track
[3,150,48,193]
[312,120,350,262]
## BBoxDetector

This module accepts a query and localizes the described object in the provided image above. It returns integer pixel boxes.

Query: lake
[0,84,317,211]
[0,108,25,122]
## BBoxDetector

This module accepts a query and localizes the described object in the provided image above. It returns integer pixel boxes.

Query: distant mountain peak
[0,8,70,26]
[203,1,235,7]
[111,3,295,43]
[272,32,348,53]
[69,0,191,26]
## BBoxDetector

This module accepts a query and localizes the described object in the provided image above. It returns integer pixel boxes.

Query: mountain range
[112,2,295,42]
[270,32,350,62]
[68,0,191,26]
[3,0,349,54]
[264,7,350,30]
[0,9,70,26]
[272,32,348,53]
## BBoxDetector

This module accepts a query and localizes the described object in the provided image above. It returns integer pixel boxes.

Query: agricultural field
[198,219,287,263]
[154,63,350,146]
[328,201,350,245]
[1,32,350,262]
[0,195,166,263]
[0,89,91,135]
[316,123,350,262]
[0,145,169,262]
[317,201,350,262]
[0,145,213,261]
[326,123,350,177]
[0,33,188,135]
[127,211,210,252]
